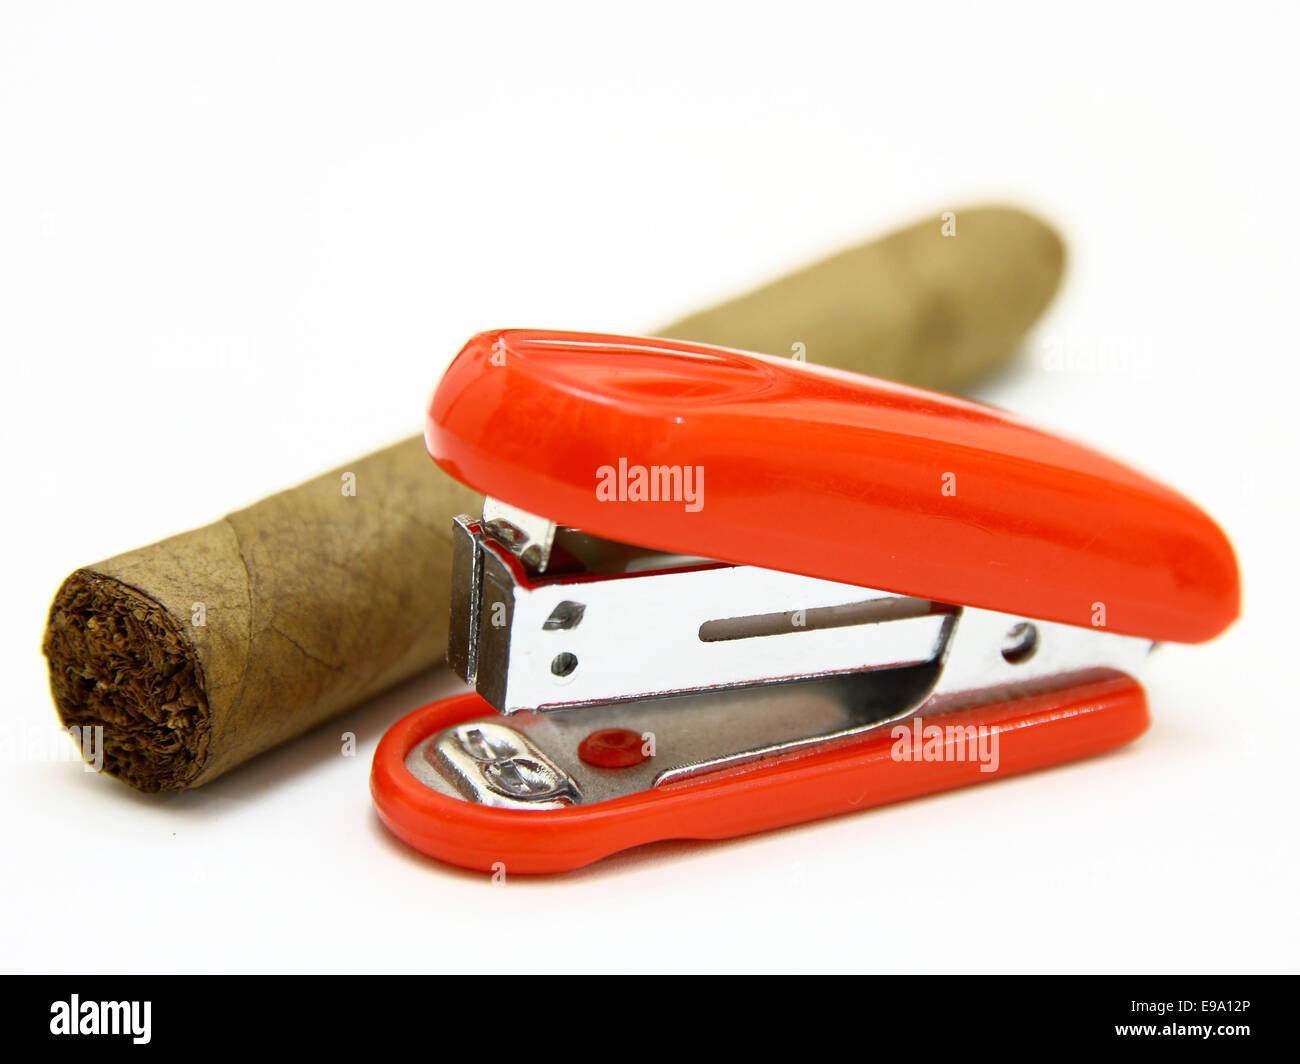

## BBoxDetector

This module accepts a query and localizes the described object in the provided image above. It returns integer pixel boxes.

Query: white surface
[1,2,1295,973]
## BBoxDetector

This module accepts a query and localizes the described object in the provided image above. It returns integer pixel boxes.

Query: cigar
[42,205,1065,792]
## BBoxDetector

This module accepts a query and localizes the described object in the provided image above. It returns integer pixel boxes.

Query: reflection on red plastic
[426,330,1239,644]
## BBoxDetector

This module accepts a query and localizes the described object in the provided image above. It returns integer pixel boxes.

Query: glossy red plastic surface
[427,330,1238,643]
[577,728,649,769]
[372,675,1149,874]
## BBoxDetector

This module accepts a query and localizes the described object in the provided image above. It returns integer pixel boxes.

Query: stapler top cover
[426,329,1239,644]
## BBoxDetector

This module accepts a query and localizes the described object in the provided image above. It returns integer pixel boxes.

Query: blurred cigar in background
[42,205,1065,792]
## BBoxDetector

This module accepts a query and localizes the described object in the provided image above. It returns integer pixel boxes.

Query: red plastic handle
[372,676,1149,874]
[427,330,1238,643]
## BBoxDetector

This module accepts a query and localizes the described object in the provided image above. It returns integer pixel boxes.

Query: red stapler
[371,330,1239,873]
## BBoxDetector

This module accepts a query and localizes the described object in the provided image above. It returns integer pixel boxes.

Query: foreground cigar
[43,205,1065,791]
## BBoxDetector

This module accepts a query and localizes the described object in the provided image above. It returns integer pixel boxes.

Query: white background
[1,2,1295,973]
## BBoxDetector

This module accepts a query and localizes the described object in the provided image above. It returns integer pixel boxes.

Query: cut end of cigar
[43,570,211,792]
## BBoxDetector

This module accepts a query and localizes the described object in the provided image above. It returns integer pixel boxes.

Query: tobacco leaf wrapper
[45,442,481,790]
[43,205,1065,791]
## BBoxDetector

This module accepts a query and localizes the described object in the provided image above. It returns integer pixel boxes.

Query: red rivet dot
[578,728,649,769]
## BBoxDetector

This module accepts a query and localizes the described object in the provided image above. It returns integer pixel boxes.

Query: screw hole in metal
[550,652,578,677]
[1001,622,1039,665]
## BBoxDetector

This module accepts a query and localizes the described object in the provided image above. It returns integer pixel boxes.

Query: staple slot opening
[698,596,943,642]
